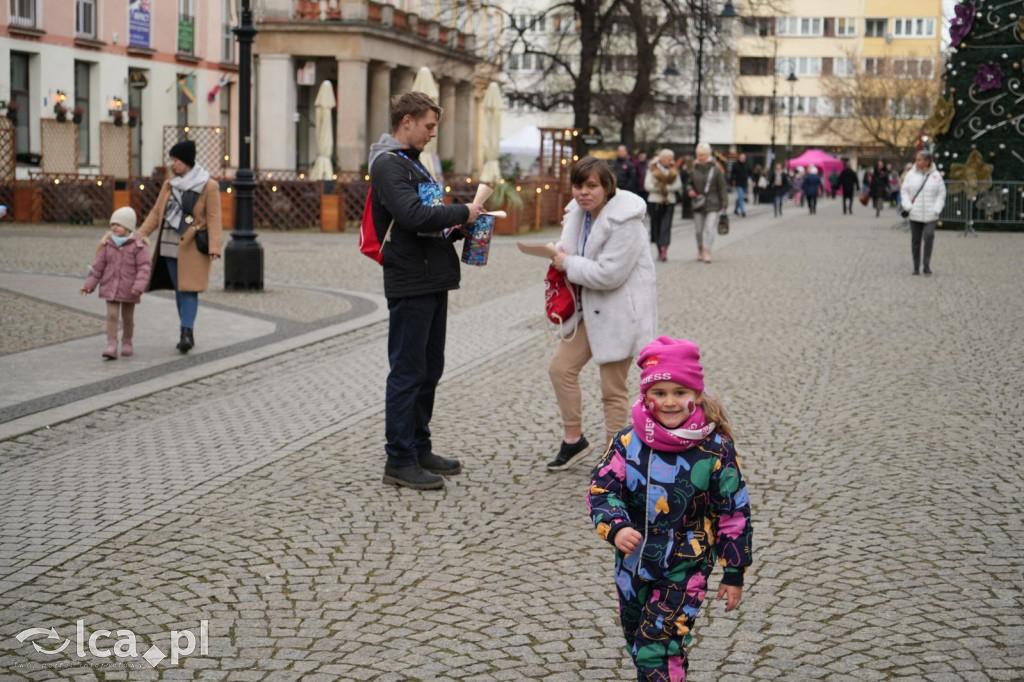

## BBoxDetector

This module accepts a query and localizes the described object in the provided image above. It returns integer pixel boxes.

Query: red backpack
[358,188,394,265]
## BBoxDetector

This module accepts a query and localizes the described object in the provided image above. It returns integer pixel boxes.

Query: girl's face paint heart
[644,381,701,429]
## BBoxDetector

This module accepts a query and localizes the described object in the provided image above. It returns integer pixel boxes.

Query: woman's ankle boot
[102,337,118,360]
[177,327,194,354]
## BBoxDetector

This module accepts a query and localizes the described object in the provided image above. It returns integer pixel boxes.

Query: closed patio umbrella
[309,80,335,180]
[479,82,502,185]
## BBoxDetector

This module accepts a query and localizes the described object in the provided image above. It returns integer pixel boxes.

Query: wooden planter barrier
[13,184,42,222]
[321,194,340,232]
[220,192,234,231]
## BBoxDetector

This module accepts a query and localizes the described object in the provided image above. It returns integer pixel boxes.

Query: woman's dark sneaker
[547,436,593,472]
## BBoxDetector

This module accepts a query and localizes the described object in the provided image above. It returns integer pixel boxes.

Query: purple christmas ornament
[949,2,974,46]
[973,63,1003,92]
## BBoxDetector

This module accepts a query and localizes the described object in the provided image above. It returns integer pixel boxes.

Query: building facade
[733,0,944,168]
[2,0,503,180]
[2,0,239,179]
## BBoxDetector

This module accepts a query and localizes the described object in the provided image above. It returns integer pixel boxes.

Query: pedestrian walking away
[368,91,484,490]
[136,140,223,355]
[900,150,946,276]
[770,163,790,217]
[730,153,750,217]
[610,145,640,194]
[686,143,729,263]
[868,160,890,217]
[838,159,860,215]
[588,336,753,681]
[547,157,657,472]
[801,165,822,215]
[79,207,151,359]
[644,149,683,262]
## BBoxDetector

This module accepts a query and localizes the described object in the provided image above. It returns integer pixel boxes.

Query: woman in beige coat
[137,140,223,354]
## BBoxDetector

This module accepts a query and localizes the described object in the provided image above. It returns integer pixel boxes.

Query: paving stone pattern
[1,208,1023,680]
[0,291,101,355]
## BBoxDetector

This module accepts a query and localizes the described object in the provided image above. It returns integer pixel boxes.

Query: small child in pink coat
[80,207,152,359]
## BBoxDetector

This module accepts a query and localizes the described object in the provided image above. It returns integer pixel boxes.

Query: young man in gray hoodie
[368,91,484,490]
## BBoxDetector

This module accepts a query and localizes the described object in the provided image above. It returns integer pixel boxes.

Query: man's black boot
[419,452,462,475]
[383,463,445,490]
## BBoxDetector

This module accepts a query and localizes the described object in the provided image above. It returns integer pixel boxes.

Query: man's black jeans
[385,291,448,467]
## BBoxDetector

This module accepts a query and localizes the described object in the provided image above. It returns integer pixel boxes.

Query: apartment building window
[222,0,236,62]
[508,53,548,72]
[835,17,856,36]
[892,58,934,78]
[741,17,772,36]
[782,96,818,115]
[833,57,856,76]
[865,18,887,37]
[777,17,823,36]
[10,0,37,27]
[738,96,768,115]
[10,52,31,154]
[777,57,822,77]
[863,58,886,75]
[178,0,195,54]
[709,95,730,113]
[739,57,770,76]
[892,17,936,37]
[75,0,97,37]
[601,54,637,73]
[75,61,91,165]
[219,82,231,161]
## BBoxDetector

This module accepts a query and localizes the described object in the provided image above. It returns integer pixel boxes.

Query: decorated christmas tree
[926,0,1023,231]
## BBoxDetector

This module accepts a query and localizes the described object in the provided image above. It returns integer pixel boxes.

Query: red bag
[544,263,578,331]
[358,188,392,264]
[859,192,869,206]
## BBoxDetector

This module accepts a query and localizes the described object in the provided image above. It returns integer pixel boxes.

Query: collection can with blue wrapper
[459,183,495,266]
[461,214,494,266]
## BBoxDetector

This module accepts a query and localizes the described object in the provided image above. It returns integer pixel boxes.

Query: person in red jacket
[80,207,152,359]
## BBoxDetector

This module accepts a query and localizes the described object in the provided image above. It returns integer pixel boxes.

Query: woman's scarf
[630,396,716,452]
[164,163,211,234]
[650,163,679,203]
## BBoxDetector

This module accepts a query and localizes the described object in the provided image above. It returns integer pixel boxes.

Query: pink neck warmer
[630,396,716,452]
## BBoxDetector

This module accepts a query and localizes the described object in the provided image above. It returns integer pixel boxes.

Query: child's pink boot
[120,337,133,357]
[102,337,118,360]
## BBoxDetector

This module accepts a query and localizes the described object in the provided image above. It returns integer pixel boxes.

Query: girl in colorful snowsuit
[588,336,753,681]
[80,207,151,359]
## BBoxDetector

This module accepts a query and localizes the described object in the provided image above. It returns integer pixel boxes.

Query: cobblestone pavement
[1,201,1023,681]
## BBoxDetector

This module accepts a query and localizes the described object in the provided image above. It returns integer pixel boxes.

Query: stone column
[369,62,394,145]
[454,80,474,175]
[336,58,369,172]
[438,78,457,168]
[256,54,297,170]
[391,67,415,95]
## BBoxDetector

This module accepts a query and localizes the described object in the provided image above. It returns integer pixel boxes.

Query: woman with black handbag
[137,140,223,353]
[899,151,946,276]
[685,143,729,263]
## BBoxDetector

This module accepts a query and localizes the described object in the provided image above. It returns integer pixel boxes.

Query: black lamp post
[693,0,738,149]
[785,71,797,167]
[224,0,264,290]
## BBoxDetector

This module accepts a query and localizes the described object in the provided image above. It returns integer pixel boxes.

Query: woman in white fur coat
[546,156,658,472]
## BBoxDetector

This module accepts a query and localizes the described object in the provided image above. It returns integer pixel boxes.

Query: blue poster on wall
[129,0,151,48]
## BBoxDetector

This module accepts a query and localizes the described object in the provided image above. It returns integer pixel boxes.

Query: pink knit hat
[637,336,705,393]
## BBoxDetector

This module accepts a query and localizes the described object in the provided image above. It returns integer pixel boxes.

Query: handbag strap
[702,166,714,194]
[909,175,928,204]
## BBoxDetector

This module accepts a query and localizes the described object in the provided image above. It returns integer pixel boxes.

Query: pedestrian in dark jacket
[368,91,484,490]
[868,160,890,217]
[610,145,640,194]
[730,153,750,216]
[801,166,823,215]
[838,161,860,214]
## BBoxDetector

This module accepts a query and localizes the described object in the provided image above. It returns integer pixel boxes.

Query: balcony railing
[292,0,474,53]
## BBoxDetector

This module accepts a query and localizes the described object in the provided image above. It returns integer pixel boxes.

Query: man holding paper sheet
[368,91,484,490]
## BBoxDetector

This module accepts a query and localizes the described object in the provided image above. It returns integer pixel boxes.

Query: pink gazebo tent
[787,149,844,193]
